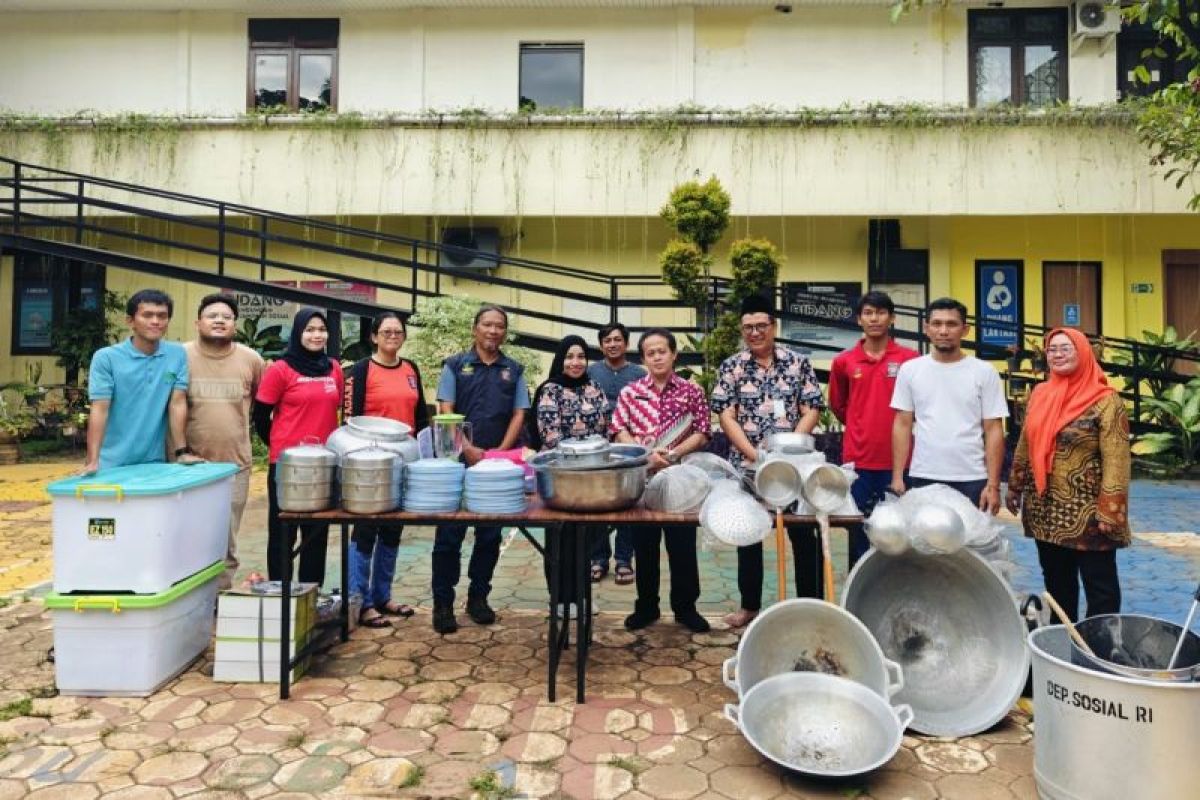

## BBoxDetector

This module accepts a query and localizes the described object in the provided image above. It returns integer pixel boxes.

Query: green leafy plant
[0,393,38,439]
[659,240,711,310]
[1111,327,1200,403]
[406,295,542,385]
[1131,377,1200,475]
[728,238,782,308]
[233,311,285,359]
[48,290,127,385]
[468,769,515,799]
[660,176,731,255]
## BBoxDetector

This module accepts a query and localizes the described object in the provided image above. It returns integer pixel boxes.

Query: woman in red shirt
[342,312,429,627]
[254,308,344,585]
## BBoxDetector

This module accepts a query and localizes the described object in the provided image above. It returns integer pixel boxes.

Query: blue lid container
[48,462,240,498]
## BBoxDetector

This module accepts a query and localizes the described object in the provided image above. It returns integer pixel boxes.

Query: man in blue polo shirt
[84,289,197,474]
[431,304,530,634]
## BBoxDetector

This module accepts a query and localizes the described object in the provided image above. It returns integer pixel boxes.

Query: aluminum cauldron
[842,549,1029,737]
[529,444,649,512]
[1031,626,1200,800]
[724,672,913,778]
[722,599,904,700]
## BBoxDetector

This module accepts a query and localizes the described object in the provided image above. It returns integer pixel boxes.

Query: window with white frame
[519,43,584,112]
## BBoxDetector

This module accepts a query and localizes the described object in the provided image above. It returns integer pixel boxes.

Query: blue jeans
[431,524,502,607]
[349,525,402,610]
[908,476,988,507]
[849,469,895,568]
[591,526,634,568]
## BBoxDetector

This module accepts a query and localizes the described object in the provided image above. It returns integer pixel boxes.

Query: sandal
[378,602,415,618]
[590,563,608,583]
[359,611,392,629]
[614,564,635,585]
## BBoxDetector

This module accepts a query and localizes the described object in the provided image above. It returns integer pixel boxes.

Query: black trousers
[633,526,701,615]
[1036,539,1121,623]
[267,463,330,585]
[737,525,823,610]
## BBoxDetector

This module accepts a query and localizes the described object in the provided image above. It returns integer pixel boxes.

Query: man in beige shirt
[183,293,265,589]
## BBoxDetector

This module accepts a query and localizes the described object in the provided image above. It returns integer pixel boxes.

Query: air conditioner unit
[438,227,501,271]
[1072,2,1120,38]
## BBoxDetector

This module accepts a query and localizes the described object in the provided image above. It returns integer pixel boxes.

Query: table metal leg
[280,521,294,700]
[575,525,593,703]
[546,523,561,703]
[339,523,350,643]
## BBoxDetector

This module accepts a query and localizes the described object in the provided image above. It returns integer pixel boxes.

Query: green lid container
[44,561,224,613]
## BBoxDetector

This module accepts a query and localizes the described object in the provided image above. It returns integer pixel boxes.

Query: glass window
[1117,20,1198,99]
[969,9,1067,107]
[12,255,105,355]
[519,43,583,111]
[248,19,338,112]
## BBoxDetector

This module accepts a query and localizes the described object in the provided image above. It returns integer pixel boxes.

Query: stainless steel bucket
[327,416,420,464]
[722,598,904,700]
[275,443,337,512]
[724,672,913,778]
[340,447,402,515]
[1030,625,1200,800]
[1070,614,1200,683]
[842,549,1029,736]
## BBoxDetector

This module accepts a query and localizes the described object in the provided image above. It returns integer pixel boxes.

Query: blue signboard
[976,262,1021,348]
[1063,303,1080,327]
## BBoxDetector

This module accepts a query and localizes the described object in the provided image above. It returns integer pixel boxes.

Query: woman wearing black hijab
[529,334,611,450]
[530,335,612,620]
[254,308,344,584]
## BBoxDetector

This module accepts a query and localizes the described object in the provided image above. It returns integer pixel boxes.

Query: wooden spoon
[1042,591,1095,657]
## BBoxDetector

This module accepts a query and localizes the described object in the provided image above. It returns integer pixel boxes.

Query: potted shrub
[0,396,37,464]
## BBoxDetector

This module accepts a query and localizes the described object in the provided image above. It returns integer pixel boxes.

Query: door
[1164,251,1200,375]
[1043,262,1100,336]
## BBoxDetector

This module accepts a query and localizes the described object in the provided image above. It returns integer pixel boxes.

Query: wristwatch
[174,446,194,458]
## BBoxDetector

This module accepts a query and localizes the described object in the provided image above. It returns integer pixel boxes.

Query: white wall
[0,6,1120,115]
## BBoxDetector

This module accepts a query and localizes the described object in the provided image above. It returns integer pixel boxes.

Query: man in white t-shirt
[889,297,1008,514]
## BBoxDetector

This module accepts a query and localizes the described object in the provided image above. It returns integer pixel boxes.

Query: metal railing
[1,155,1195,417]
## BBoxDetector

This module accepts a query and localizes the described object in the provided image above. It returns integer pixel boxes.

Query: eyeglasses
[377,330,405,338]
[741,323,772,334]
[1045,346,1076,356]
[201,312,235,321]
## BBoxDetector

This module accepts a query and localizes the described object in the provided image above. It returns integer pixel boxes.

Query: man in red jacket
[828,291,918,568]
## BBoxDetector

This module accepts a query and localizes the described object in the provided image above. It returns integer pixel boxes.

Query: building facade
[1,0,1198,382]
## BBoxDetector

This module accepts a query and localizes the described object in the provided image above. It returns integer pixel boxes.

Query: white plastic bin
[45,561,222,697]
[48,463,237,594]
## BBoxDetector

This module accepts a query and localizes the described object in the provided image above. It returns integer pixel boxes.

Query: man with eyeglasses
[710,293,825,628]
[182,293,265,589]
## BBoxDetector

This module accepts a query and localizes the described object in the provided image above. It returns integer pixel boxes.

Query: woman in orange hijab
[1005,327,1130,623]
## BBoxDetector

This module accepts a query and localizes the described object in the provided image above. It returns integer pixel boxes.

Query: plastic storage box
[48,463,237,594]
[44,560,223,696]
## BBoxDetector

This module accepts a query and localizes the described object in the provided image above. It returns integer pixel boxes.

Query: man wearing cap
[710,294,825,628]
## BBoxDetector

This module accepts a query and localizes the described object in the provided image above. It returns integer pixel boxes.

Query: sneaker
[623,607,661,631]
[675,608,711,634]
[432,605,458,635]
[466,595,497,625]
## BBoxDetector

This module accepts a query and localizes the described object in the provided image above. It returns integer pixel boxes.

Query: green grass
[0,699,32,721]
[398,764,424,789]
[468,770,515,799]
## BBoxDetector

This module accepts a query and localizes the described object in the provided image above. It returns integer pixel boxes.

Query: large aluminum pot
[1031,626,1200,800]
[1070,613,1200,683]
[843,549,1029,736]
[724,672,913,778]
[722,598,904,700]
[327,416,420,464]
[764,431,815,455]
[529,444,649,512]
[340,447,403,514]
[276,443,337,512]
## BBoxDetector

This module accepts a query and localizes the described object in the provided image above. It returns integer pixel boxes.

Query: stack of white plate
[464,458,527,514]
[403,459,465,513]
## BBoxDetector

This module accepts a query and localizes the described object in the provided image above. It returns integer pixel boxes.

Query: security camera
[774,4,793,13]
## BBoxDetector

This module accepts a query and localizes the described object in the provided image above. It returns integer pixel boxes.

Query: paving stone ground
[0,459,1195,798]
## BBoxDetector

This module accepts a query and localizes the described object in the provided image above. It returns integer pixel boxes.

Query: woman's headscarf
[282,307,333,378]
[528,335,592,449]
[1024,327,1115,494]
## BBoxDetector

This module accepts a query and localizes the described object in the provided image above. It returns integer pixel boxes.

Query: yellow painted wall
[6,213,1197,384]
